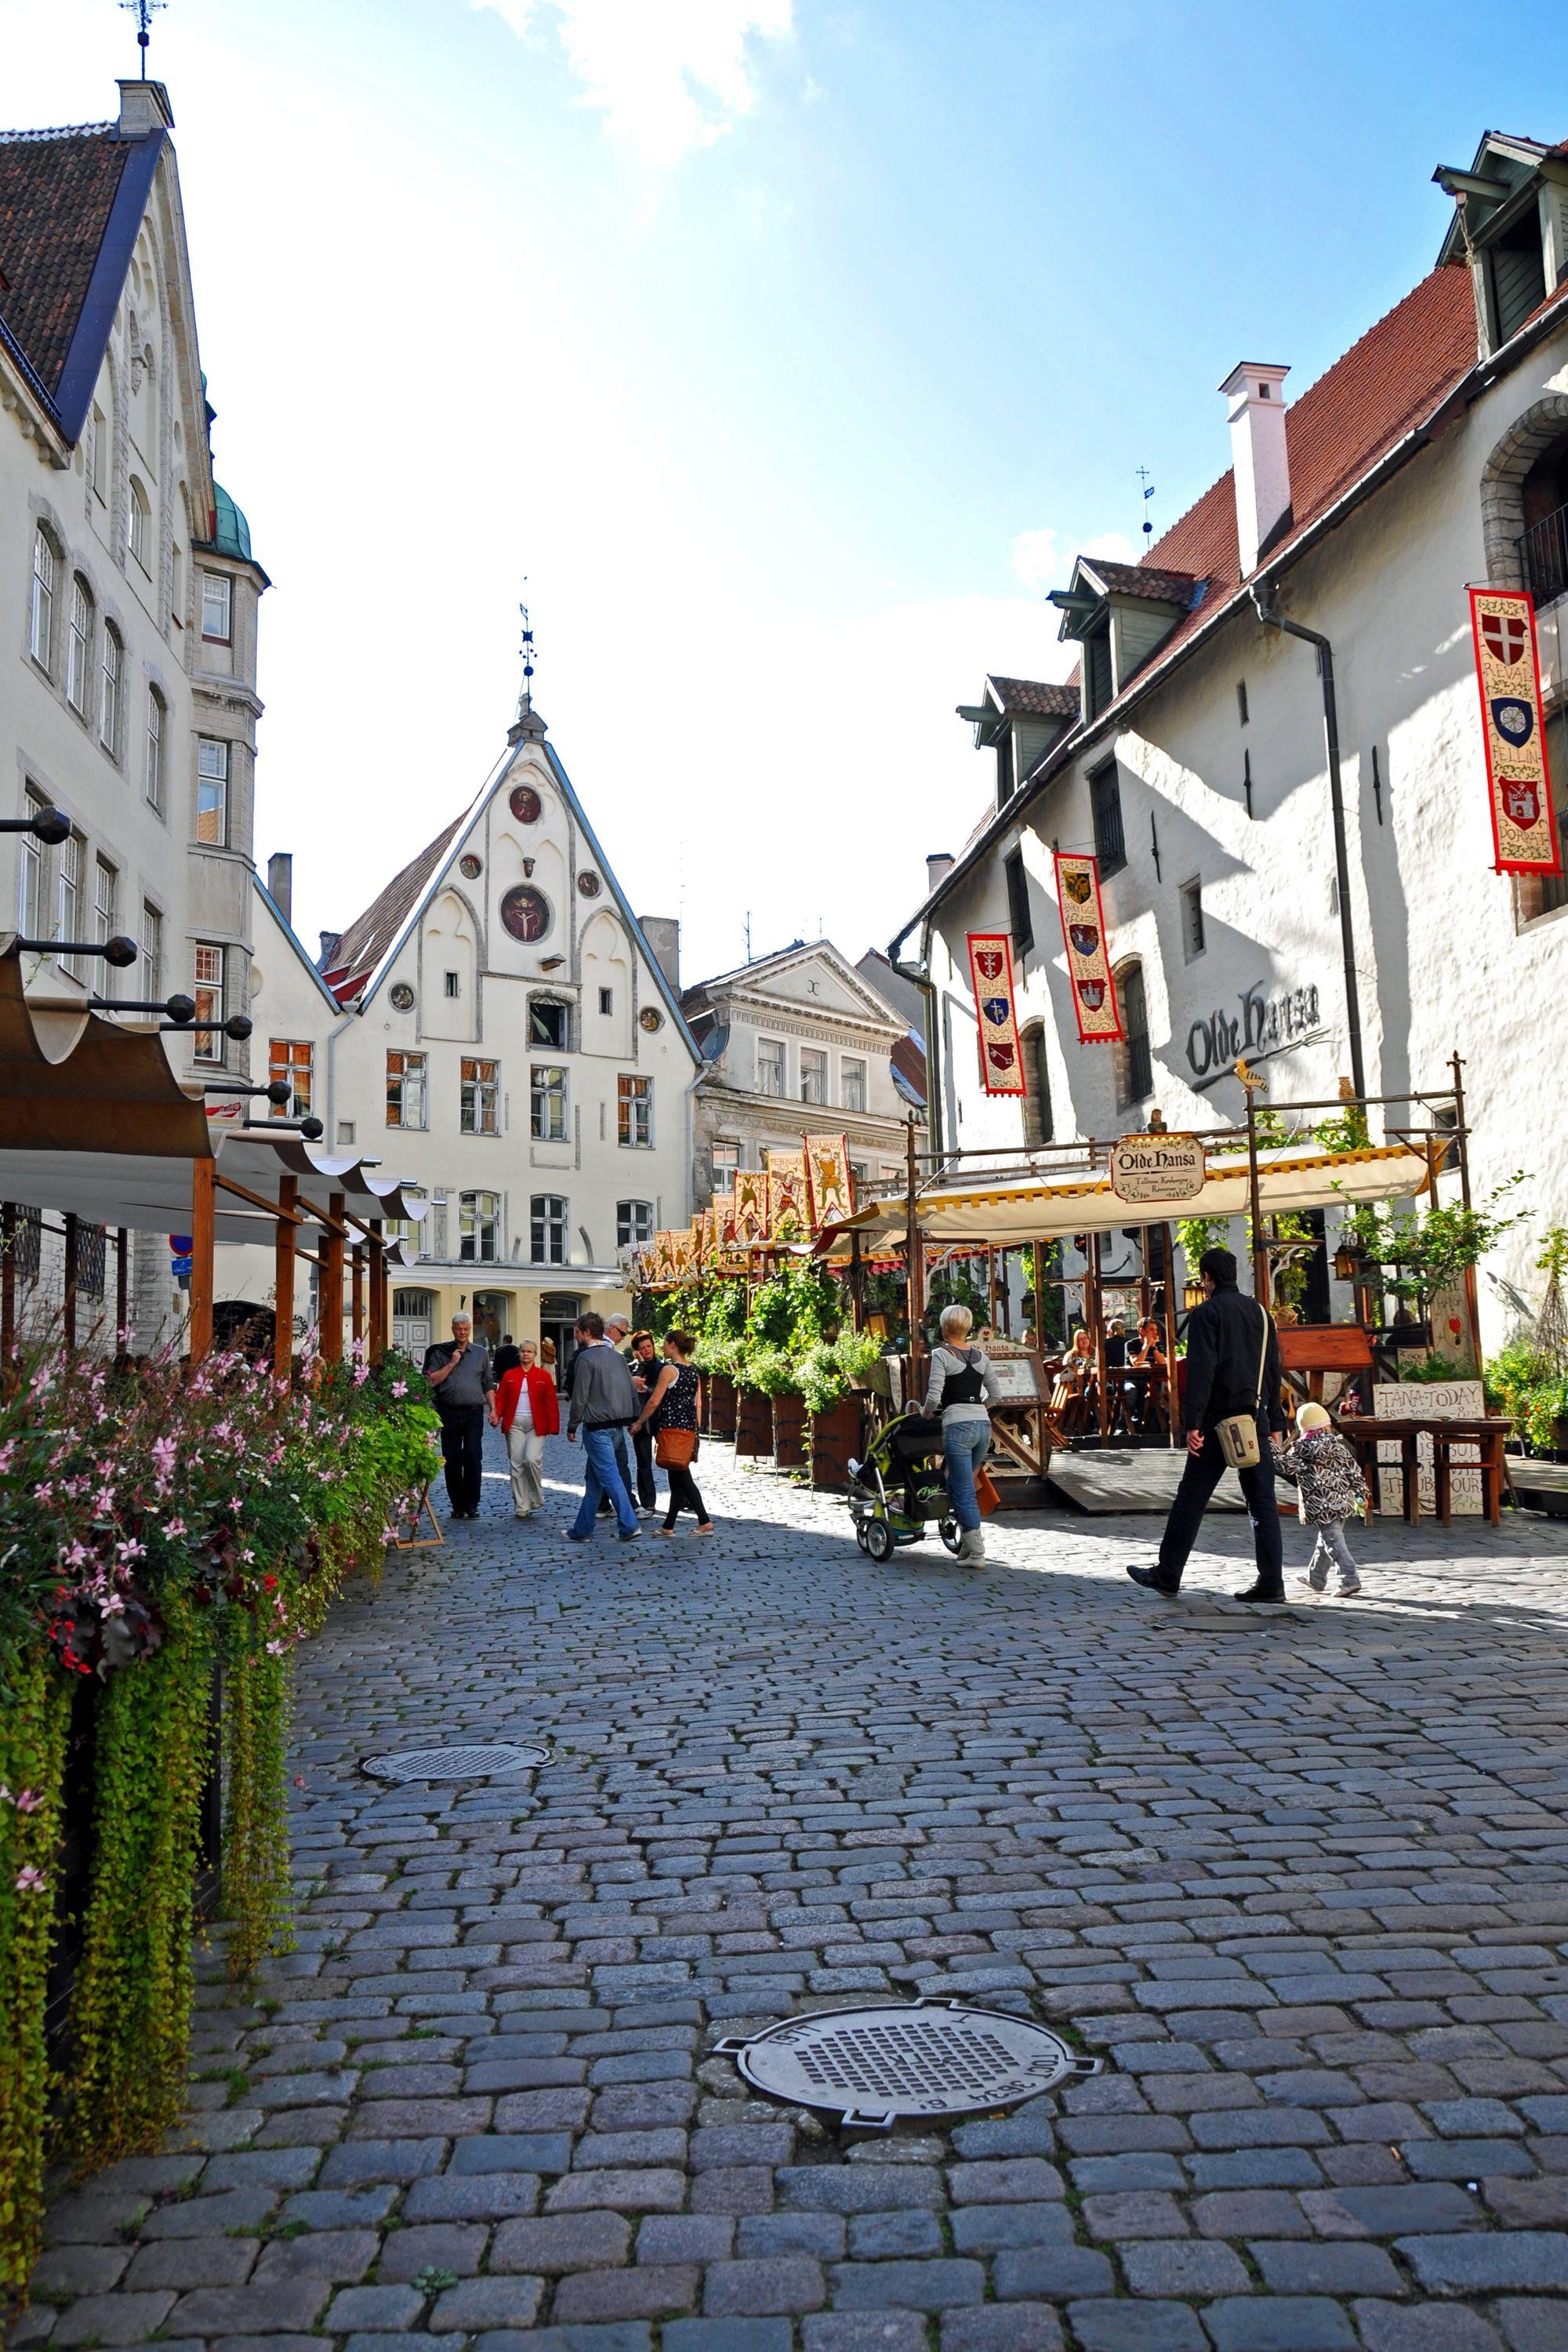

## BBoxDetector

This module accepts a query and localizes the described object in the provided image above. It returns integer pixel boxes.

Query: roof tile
[0,125,128,397]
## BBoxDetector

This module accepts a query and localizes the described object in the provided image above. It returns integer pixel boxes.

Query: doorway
[471,1290,514,1352]
[392,1287,434,1357]
[539,1293,584,1389]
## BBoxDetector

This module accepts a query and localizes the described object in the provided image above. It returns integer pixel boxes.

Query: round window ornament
[577,870,601,898]
[509,784,542,825]
[459,853,483,879]
[640,1007,663,1033]
[390,982,416,1012]
[500,884,552,943]
[713,1999,1098,2132]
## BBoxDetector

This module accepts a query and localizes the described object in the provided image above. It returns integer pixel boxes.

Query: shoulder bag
[655,1428,697,1468]
[1216,1309,1273,1471]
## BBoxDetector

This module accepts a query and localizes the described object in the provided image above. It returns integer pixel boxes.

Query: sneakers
[618,1528,643,1543]
[1334,1575,1363,1597]
[1297,1562,1329,1592]
[956,1527,985,1566]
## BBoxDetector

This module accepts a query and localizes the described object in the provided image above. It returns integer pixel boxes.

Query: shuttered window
[1004,851,1033,955]
[1091,763,1127,876]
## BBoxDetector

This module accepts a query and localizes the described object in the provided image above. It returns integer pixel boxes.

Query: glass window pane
[201,572,232,641]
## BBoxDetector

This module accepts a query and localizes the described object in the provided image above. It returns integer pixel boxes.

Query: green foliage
[1399,1350,1468,1385]
[833,1328,883,1388]
[797,1343,845,1416]
[1343,1174,1529,1305]
[0,1650,69,2292]
[743,1343,797,1398]
[1312,1100,1371,1154]
[1485,1338,1568,1451]
[1176,1214,1230,1269]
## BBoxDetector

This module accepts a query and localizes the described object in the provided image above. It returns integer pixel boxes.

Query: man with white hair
[422,1313,495,1520]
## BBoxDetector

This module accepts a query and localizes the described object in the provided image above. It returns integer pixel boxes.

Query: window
[141,901,163,1000]
[146,686,165,810]
[337,1121,355,1149]
[528,1194,567,1265]
[530,1064,567,1142]
[841,1057,867,1114]
[1114,961,1152,1107]
[618,1200,654,1248]
[1180,877,1206,960]
[1004,848,1033,953]
[56,829,82,971]
[67,578,93,713]
[1525,713,1568,920]
[593,986,612,1017]
[386,1049,427,1128]
[462,1056,500,1135]
[996,736,1014,808]
[757,1037,786,1098]
[18,789,49,935]
[443,969,460,1000]
[197,739,229,845]
[711,1141,741,1193]
[1090,762,1127,876]
[93,858,118,990]
[461,1190,502,1264]
[529,997,568,1047]
[192,945,225,1063]
[269,1040,313,1119]
[128,477,150,569]
[100,624,123,755]
[800,1049,827,1106]
[201,572,232,643]
[30,529,56,669]
[618,1073,652,1146]
[1022,1022,1053,1148]
[1236,679,1249,726]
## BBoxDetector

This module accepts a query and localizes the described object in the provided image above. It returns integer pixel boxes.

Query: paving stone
[400,2175,542,2221]
[702,2257,827,2315]
[276,2187,401,2229]
[544,2167,688,2213]
[29,2245,135,2296]
[1250,2240,1405,2294]
[551,2264,700,2321]
[122,2240,257,2291]
[938,2310,1065,2352]
[1193,2190,1310,2238]
[1066,2306,1207,2352]
[1396,2230,1568,2291]
[168,2282,332,2335]
[1302,2183,1482,2235]
[736,2215,846,2260]
[1353,2307,1504,2351]
[800,2319,929,2352]
[429,2278,545,2332]
[993,2247,1116,2300]
[948,2203,1073,2255]
[252,2230,382,2284]
[1081,2188,1188,2238]
[1201,2300,1359,2350]
[829,2259,984,2310]
[666,2325,794,2352]
[50,2292,177,2346]
[325,2286,427,2331]
[470,2330,649,2352]
[1120,2238,1250,2296]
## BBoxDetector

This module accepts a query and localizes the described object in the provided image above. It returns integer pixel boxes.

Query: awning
[817,1142,1434,1255]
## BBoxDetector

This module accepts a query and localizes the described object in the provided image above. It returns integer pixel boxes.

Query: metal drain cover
[714,1998,1099,2130]
[360,1742,550,1783]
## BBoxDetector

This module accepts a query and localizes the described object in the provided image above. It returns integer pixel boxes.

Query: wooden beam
[189,1158,216,1366]
[274,1173,297,1383]
[320,1189,346,1363]
[351,1245,365,1348]
[368,1221,386,1366]
[218,1172,307,1225]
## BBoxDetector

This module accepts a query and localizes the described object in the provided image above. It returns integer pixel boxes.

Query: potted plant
[799,1338,864,1492]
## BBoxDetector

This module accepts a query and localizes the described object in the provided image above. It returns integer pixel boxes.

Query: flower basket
[772,1392,808,1469]
[811,1394,863,1492]
[733,1386,773,1459]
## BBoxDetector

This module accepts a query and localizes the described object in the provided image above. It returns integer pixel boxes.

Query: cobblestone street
[20,1429,1568,2352]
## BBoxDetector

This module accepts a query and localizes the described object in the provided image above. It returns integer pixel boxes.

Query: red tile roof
[328,813,467,998]
[989,676,1079,718]
[1079,558,1198,604]
[0,125,126,397]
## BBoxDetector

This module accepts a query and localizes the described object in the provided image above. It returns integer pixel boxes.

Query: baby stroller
[848,1411,962,1562]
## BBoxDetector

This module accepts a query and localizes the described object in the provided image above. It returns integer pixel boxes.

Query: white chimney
[118,78,174,136]
[926,851,955,895]
[1219,362,1291,576]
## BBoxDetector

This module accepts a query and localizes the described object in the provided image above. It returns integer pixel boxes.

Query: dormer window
[1435,135,1568,359]
[955,676,1078,807]
[1049,557,1197,725]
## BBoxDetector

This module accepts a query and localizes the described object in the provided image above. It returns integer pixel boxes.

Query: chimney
[267,851,292,926]
[926,851,955,895]
[117,78,174,136]
[1219,362,1291,575]
[318,930,341,971]
[638,916,681,992]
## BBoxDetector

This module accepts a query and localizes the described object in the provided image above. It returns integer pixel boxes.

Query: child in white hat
[1278,1401,1369,1597]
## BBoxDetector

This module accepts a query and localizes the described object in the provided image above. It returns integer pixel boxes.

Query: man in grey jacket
[422,1315,495,1520]
[566,1312,641,1541]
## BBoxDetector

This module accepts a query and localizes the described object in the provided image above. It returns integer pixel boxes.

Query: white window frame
[100,623,124,757]
[462,1056,501,1136]
[141,900,163,1000]
[618,1073,653,1148]
[268,1038,313,1120]
[56,829,83,972]
[386,1049,428,1130]
[93,856,118,989]
[128,477,150,570]
[201,571,232,644]
[617,1200,654,1247]
[529,1063,568,1142]
[840,1056,868,1114]
[711,1140,741,1193]
[146,685,165,811]
[529,1193,568,1266]
[19,789,49,935]
[30,529,56,671]
[757,1036,786,1098]
[67,577,93,713]
[197,738,229,846]
[460,1189,502,1265]
[799,1047,828,1107]
[192,943,226,1065]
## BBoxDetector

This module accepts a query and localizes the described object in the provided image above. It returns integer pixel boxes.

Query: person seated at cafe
[1051,1324,1098,1435]
[1064,1325,1095,1382]
[1124,1316,1168,1433]
[1105,1317,1131,1370]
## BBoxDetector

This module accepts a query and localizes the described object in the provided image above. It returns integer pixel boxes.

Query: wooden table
[1338,1416,1513,1528]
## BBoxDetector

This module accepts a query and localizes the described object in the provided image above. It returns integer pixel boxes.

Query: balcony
[1521,500,1568,611]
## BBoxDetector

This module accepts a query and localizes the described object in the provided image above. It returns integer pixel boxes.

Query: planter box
[734,1386,773,1458]
[772,1392,808,1469]
[707,1373,736,1440]
[811,1395,862,1491]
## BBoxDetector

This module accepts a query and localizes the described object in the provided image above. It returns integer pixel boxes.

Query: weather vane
[120,0,167,79]
[518,597,535,704]
[1136,465,1155,545]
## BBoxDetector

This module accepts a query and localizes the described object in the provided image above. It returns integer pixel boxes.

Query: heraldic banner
[731,1168,768,1247]
[766,1148,810,1240]
[966,932,1026,1095]
[804,1134,854,1230]
[1468,586,1560,874]
[1053,852,1123,1044]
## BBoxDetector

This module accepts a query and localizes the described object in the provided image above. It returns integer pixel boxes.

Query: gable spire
[507,597,548,743]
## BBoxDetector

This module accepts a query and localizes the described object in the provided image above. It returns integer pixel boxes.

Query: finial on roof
[120,0,166,78]
[507,594,548,743]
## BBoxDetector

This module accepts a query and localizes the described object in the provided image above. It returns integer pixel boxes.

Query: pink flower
[15,1867,45,1893]
[165,1516,187,1538]
[391,1381,408,1399]
[14,1790,42,1814]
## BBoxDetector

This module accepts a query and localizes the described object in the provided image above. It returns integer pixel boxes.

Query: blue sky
[8,0,1568,980]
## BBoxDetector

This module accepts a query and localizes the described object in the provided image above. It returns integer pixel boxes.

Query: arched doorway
[214,1299,274,1359]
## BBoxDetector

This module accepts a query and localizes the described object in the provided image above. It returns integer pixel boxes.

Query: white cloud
[1010,524,1138,596]
[473,0,793,165]
[1081,529,1137,562]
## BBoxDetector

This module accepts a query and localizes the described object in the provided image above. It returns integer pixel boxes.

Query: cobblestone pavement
[19,1428,1568,2352]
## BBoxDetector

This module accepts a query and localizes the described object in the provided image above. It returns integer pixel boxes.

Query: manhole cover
[360,1742,550,1783]
[713,1998,1099,2129]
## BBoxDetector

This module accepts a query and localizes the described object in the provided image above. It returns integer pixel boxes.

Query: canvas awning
[816,1142,1434,1256]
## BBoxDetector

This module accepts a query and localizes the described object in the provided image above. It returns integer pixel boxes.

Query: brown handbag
[655,1427,697,1468]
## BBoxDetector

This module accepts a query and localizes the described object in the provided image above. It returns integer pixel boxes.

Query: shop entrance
[393,1287,434,1356]
[539,1293,584,1388]
[471,1291,514,1352]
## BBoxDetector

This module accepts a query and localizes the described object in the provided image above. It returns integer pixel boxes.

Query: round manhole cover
[360,1742,550,1783]
[714,1998,1099,2129]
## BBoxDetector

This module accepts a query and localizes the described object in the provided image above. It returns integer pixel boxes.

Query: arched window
[1521,429,1568,610]
[100,624,125,756]
[1020,1022,1054,1148]
[146,685,166,810]
[128,477,150,569]
[1113,961,1152,1109]
[29,528,56,670]
[67,576,94,713]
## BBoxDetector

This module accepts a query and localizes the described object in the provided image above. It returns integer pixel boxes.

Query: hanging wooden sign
[966,931,1026,1094]
[1054,852,1123,1042]
[1468,586,1561,874]
[804,1134,854,1230]
[1109,1132,1207,1203]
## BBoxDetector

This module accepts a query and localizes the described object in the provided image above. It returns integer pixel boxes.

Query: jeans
[1305,1520,1359,1588]
[1157,1420,1283,1590]
[663,1461,708,1528]
[597,1432,637,1514]
[437,1406,485,1515]
[633,1425,659,1512]
[943,1418,992,1534]
[506,1422,545,1515]
[572,1425,638,1537]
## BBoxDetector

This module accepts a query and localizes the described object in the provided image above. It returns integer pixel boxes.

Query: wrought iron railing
[1521,499,1568,610]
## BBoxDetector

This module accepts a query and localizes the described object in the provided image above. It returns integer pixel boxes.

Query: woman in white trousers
[494,1339,557,1516]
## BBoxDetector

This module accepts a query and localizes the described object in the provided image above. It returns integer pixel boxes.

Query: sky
[6,0,1568,984]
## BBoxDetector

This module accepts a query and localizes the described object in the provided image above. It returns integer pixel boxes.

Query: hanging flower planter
[771,1392,807,1468]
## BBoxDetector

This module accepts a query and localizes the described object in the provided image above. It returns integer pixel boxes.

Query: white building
[2,78,266,1339]
[894,126,1568,1347]
[223,692,699,1366]
[681,941,926,1214]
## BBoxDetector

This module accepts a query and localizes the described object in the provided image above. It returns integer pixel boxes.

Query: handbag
[655,1427,697,1468]
[974,1465,1000,1517]
[1215,1309,1273,1471]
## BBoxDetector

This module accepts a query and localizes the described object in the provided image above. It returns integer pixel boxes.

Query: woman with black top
[630,1331,715,1536]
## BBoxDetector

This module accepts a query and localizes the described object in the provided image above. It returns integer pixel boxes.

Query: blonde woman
[923,1303,1002,1564]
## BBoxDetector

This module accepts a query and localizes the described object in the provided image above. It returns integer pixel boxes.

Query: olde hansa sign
[1468,586,1560,875]
[1109,1133,1207,1203]
[966,932,1027,1094]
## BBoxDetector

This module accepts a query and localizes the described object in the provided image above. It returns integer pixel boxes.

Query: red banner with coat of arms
[1469,586,1560,874]
[966,932,1026,1094]
[1053,852,1123,1044]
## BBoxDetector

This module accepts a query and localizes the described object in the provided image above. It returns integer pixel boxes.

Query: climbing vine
[0,1651,68,2295]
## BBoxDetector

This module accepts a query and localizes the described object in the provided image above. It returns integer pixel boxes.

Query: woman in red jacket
[494,1338,560,1518]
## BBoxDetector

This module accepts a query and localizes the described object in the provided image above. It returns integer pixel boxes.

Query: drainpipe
[1250,587,1367,1101]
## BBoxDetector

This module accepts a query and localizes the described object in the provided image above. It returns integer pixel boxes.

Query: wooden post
[1090,1228,1109,1444]
[1246,1089,1268,1301]
[368,1220,386,1364]
[1031,1240,1044,1348]
[189,1157,216,1366]
[321,1190,346,1364]
[904,1114,926,1387]
[1,1202,15,1375]
[115,1226,129,1352]
[63,1212,78,1350]
[274,1173,296,1383]
[848,1229,866,1334]
[351,1245,365,1348]
[1160,1220,1180,1448]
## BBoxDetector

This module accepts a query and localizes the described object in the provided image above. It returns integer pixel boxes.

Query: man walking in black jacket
[1127,1247,1287,1603]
